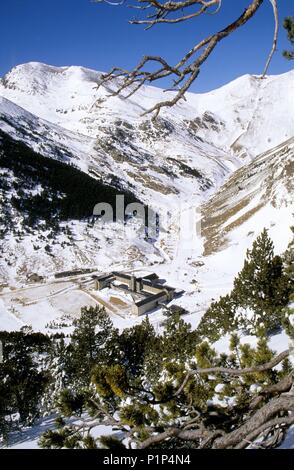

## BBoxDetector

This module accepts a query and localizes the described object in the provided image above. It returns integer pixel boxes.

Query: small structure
[95,271,178,316]
[93,273,114,290]
[55,268,94,279]
[131,291,168,316]
[27,273,44,284]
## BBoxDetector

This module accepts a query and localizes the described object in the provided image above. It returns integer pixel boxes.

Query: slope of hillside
[186,72,294,158]
[0,91,239,216]
[201,137,294,257]
[0,131,159,283]
[191,138,294,315]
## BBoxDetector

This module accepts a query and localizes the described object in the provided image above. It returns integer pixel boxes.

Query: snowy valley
[0,61,293,450]
[0,62,293,334]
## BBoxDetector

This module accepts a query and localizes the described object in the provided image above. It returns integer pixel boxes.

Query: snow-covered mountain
[0,62,293,330]
[0,62,293,452]
[202,137,294,257]
[194,137,294,316]
[1,62,293,159]
[1,62,293,219]
[0,63,242,210]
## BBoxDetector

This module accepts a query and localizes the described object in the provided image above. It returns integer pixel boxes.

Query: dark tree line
[0,129,140,228]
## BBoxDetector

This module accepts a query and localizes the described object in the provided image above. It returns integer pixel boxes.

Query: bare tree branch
[250,372,294,409]
[96,0,269,118]
[214,395,294,449]
[140,394,294,449]
[129,1,221,28]
[262,0,279,77]
[235,415,294,449]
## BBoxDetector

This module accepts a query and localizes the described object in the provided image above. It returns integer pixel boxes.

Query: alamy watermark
[93,195,202,253]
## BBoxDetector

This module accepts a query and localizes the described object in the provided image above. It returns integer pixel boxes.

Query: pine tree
[280,227,294,337]
[283,15,294,60]
[112,317,157,376]
[161,312,198,362]
[91,363,129,399]
[0,328,50,427]
[43,337,72,411]
[56,389,86,417]
[70,306,114,385]
[283,225,294,283]
[282,303,294,339]
[197,294,237,342]
[232,229,289,331]
[196,229,292,339]
[99,435,125,449]
[38,301,294,450]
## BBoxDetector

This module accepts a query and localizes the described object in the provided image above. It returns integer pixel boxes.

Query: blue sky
[0,0,293,92]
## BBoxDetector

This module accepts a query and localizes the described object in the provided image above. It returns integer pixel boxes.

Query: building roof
[142,279,175,292]
[161,285,176,292]
[135,291,167,307]
[112,271,132,280]
[93,273,113,281]
[142,273,159,281]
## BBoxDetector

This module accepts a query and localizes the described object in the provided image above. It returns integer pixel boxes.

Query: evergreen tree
[99,435,125,449]
[44,337,70,407]
[281,227,294,338]
[283,225,294,283]
[56,389,86,417]
[0,379,11,442]
[70,306,114,385]
[111,317,157,376]
[197,229,292,339]
[0,328,50,427]
[38,300,293,450]
[161,312,198,362]
[197,294,237,342]
[232,229,289,331]
[283,15,294,60]
[282,303,294,340]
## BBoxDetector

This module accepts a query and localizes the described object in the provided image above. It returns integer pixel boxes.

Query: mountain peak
[0,62,293,159]
[0,62,102,98]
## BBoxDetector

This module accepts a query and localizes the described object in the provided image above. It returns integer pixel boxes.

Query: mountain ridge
[1,62,293,159]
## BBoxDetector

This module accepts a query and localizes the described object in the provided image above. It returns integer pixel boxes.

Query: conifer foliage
[0,231,293,449]
[198,229,292,339]
[70,306,113,386]
[233,229,290,331]
[283,15,294,60]
[0,328,51,440]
